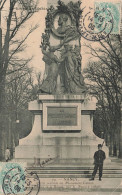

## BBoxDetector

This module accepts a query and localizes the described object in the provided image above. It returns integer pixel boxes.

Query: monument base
[15,94,110,165]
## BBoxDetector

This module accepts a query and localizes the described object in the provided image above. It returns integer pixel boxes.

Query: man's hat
[98,144,102,148]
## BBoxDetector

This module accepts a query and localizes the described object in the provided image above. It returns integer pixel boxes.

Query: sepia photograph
[0,0,122,194]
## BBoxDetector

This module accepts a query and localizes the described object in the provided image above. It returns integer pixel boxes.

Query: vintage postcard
[0,0,121,194]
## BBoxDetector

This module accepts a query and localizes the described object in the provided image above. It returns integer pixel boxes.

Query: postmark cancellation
[80,1,121,41]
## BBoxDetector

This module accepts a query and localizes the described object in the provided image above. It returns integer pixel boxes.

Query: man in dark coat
[90,144,106,181]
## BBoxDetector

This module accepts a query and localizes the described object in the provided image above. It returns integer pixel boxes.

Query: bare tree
[0,0,39,159]
[4,66,35,156]
[84,35,122,157]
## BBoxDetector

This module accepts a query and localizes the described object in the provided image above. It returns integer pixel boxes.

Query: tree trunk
[0,79,6,160]
[119,106,122,158]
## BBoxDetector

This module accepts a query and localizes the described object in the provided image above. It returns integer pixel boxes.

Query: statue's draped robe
[59,48,85,94]
[41,54,59,94]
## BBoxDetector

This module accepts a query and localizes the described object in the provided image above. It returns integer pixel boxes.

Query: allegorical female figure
[40,43,86,94]
[40,47,63,94]
[59,44,86,94]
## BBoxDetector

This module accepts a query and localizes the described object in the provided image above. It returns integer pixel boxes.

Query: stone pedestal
[15,94,109,164]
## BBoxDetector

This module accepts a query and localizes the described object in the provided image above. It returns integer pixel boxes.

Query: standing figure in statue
[90,144,106,181]
[59,44,86,94]
[39,46,63,94]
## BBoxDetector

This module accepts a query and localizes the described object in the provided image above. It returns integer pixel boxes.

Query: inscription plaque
[43,103,81,131]
[47,107,77,126]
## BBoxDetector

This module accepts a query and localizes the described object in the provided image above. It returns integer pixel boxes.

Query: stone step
[27,169,122,171]
[27,166,122,170]
[27,169,122,173]
[27,167,122,178]
[27,173,122,178]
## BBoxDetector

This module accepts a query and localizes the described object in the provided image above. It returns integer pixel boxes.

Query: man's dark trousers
[92,163,103,179]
